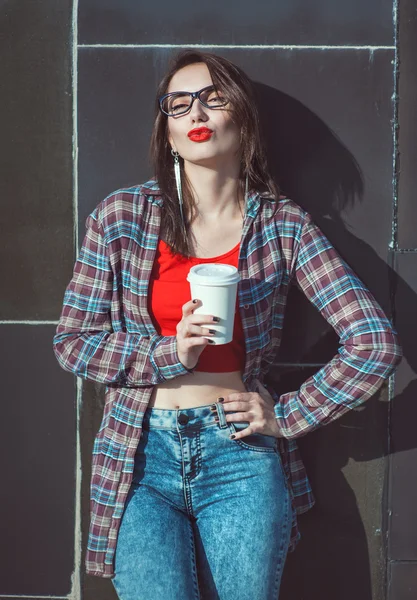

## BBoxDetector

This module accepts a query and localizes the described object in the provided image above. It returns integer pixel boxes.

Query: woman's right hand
[176,299,218,370]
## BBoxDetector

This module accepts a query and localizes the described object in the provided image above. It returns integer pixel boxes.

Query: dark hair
[149,50,280,257]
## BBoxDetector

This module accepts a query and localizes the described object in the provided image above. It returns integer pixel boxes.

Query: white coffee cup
[187,264,240,345]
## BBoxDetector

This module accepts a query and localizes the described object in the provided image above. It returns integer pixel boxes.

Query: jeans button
[178,414,189,425]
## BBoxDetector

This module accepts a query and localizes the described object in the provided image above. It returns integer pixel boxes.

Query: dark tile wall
[0,0,74,320]
[388,0,417,589]
[78,0,394,46]
[389,254,417,560]
[397,0,417,248]
[1,0,76,598]
[0,326,76,596]
[388,562,417,600]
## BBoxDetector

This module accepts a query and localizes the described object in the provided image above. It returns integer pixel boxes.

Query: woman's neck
[183,160,244,224]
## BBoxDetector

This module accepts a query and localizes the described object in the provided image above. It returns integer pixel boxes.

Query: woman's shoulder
[261,196,312,253]
[90,179,163,224]
[267,195,309,226]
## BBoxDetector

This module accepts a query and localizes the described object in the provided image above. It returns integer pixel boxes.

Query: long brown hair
[149,50,280,257]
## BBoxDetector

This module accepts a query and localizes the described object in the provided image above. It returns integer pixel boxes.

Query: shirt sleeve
[53,212,193,387]
[273,212,402,438]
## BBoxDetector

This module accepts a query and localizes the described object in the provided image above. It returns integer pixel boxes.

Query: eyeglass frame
[158,85,228,117]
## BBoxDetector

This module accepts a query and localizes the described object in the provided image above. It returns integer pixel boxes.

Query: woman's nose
[189,98,208,121]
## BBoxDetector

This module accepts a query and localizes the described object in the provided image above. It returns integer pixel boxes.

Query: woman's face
[166,62,241,170]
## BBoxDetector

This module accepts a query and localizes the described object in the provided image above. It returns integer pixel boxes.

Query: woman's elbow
[370,328,403,377]
[52,332,79,374]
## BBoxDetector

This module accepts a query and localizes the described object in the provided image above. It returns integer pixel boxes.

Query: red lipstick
[187,127,213,142]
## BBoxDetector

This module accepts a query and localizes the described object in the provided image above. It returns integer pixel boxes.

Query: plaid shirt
[53,180,402,578]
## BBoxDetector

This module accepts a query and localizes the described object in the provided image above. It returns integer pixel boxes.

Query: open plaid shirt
[53,180,402,577]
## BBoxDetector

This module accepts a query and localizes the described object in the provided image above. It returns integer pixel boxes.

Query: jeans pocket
[228,421,277,453]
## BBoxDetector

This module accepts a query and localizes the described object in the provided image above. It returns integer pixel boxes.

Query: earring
[171,149,185,228]
[244,173,249,218]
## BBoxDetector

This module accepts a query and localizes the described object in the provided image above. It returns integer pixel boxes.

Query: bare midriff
[148,370,247,410]
[149,215,246,410]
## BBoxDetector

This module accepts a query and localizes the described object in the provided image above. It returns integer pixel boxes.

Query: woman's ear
[167,129,174,151]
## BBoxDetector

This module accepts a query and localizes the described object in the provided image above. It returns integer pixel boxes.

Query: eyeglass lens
[161,87,227,116]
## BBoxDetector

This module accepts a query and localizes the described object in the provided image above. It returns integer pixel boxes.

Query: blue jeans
[113,400,292,600]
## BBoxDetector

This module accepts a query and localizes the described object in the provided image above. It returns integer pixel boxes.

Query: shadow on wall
[253,83,416,599]
[80,84,417,600]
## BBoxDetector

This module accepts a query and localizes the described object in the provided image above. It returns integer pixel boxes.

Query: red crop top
[148,239,246,373]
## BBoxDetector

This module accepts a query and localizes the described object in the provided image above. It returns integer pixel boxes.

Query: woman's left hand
[220,381,281,439]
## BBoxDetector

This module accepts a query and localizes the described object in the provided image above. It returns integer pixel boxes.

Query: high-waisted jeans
[112,400,292,600]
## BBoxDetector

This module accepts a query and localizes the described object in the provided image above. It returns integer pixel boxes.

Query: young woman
[53,51,402,599]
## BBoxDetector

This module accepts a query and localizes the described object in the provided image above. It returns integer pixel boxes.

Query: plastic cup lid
[187,263,240,286]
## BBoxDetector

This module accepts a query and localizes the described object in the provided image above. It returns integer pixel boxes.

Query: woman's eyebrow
[166,84,216,95]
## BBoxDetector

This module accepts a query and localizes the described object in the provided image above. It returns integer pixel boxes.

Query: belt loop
[215,402,228,429]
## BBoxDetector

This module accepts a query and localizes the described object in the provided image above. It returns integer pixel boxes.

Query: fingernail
[209,329,216,334]
[192,299,198,304]
[230,434,236,439]
[212,317,220,322]
[218,397,224,403]
[208,339,215,344]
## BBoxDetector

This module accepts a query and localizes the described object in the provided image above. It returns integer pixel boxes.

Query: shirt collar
[142,178,274,218]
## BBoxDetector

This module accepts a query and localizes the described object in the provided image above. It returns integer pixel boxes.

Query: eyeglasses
[159,85,228,117]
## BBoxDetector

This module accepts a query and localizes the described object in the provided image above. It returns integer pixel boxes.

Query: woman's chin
[184,151,236,169]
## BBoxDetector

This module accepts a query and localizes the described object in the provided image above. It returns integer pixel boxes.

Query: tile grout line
[388,559,417,564]
[389,0,400,253]
[68,2,82,599]
[73,4,80,255]
[69,376,83,600]
[78,43,395,50]
[393,248,417,253]
[386,2,400,594]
